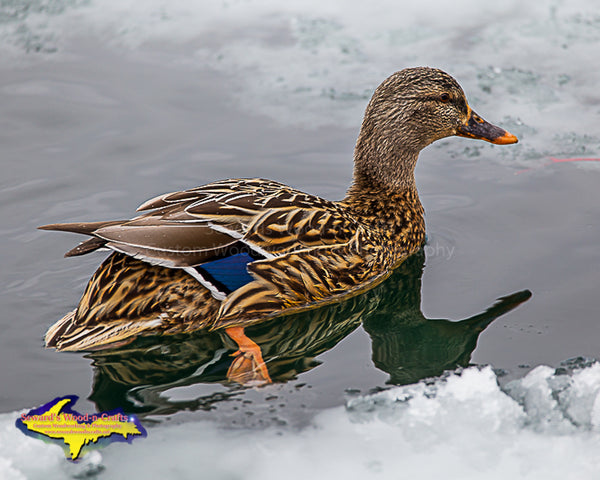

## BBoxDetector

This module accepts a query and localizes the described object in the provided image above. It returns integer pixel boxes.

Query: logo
[15,395,146,460]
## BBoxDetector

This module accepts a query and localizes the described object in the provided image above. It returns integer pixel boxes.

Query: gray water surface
[1,2,599,431]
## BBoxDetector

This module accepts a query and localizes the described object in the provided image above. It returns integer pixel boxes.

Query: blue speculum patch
[195,251,258,293]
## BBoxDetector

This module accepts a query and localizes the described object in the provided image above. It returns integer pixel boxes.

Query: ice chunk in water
[4,363,600,479]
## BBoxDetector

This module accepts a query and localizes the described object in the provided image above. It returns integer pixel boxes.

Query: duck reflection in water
[88,250,531,415]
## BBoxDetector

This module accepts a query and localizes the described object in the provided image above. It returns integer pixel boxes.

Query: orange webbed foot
[225,327,272,385]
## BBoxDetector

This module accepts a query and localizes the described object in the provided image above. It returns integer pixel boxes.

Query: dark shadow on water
[87,250,531,415]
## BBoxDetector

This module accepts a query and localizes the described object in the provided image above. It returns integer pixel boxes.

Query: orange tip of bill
[492,131,518,145]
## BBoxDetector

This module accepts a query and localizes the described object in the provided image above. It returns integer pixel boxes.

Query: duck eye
[439,93,451,103]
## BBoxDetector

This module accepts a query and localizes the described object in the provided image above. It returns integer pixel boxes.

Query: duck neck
[343,138,425,249]
[346,155,418,197]
[344,136,422,210]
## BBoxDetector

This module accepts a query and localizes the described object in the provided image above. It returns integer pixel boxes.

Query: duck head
[352,67,517,190]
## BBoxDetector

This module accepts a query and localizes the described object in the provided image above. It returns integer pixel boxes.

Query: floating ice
[4,363,600,479]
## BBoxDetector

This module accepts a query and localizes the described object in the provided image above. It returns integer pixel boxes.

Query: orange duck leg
[225,327,272,385]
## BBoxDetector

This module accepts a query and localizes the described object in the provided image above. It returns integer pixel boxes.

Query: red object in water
[516,157,600,174]
[549,157,600,163]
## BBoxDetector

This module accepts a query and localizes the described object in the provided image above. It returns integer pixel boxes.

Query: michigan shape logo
[16,395,146,460]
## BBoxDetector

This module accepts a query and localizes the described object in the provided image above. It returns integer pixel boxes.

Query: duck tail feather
[45,310,77,349]
[64,237,108,257]
[45,312,164,352]
[38,220,125,235]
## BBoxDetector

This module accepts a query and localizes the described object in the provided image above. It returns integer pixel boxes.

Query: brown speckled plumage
[40,67,517,352]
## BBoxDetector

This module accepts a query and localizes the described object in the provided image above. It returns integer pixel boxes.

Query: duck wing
[40,177,357,269]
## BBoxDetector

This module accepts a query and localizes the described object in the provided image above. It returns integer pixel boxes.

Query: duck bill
[456,106,518,145]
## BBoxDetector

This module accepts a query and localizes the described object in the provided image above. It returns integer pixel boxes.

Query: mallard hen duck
[40,67,517,383]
